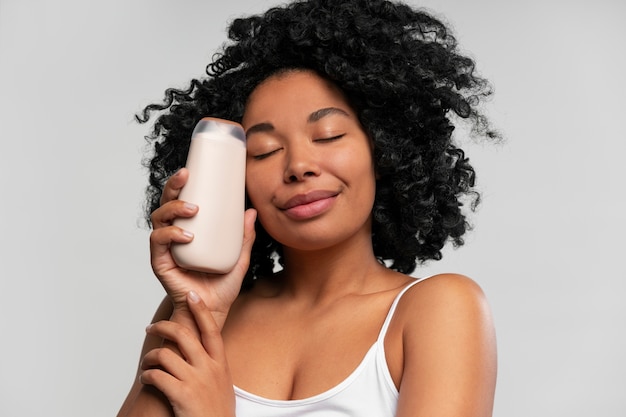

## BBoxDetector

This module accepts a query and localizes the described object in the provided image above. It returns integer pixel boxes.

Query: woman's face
[242,70,376,251]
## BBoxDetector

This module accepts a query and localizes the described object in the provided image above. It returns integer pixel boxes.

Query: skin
[117,70,497,417]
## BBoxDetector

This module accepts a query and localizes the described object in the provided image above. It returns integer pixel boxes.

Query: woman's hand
[140,291,236,417]
[149,168,256,328]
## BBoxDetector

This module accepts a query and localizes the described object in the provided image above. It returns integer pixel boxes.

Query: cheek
[336,147,376,187]
[352,152,377,208]
[245,166,273,210]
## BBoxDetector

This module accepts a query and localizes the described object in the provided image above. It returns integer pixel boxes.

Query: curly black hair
[137,0,498,287]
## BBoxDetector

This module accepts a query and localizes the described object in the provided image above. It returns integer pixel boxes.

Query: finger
[242,208,258,251]
[140,366,180,396]
[146,321,207,365]
[150,226,194,247]
[160,168,189,206]
[187,291,226,359]
[149,226,194,268]
[141,347,188,381]
[150,200,198,229]
[231,208,257,276]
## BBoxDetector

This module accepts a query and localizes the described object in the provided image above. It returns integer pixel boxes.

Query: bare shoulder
[413,272,487,294]
[394,273,496,354]
[396,273,492,324]
[392,273,497,417]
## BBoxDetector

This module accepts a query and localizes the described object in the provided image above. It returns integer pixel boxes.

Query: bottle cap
[192,117,246,143]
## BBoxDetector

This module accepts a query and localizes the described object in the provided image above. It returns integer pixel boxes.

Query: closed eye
[252,148,282,160]
[314,134,345,143]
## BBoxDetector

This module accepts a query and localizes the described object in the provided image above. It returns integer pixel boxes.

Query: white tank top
[234,276,428,416]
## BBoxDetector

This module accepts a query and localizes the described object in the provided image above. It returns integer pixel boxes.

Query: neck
[277,227,385,305]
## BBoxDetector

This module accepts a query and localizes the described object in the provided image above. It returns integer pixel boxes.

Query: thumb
[186,291,225,358]
[232,208,257,274]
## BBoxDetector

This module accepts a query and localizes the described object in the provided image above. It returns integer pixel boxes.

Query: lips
[280,190,339,219]
[281,190,339,209]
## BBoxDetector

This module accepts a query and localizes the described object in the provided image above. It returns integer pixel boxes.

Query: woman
[118,1,498,416]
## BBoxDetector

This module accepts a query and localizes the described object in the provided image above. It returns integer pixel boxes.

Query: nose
[283,142,321,183]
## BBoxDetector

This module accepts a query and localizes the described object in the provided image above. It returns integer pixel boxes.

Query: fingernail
[145,324,153,332]
[182,229,194,238]
[184,202,198,210]
[188,290,200,303]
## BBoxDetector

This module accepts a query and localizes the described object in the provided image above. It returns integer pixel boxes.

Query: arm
[395,274,497,417]
[117,294,237,417]
[116,296,174,417]
[139,292,237,417]
[117,168,257,417]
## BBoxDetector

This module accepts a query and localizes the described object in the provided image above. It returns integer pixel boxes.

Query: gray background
[1,0,624,416]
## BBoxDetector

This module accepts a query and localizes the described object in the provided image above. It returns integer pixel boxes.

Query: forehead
[242,70,354,128]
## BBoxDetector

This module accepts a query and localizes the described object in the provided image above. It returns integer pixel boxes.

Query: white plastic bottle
[171,117,247,274]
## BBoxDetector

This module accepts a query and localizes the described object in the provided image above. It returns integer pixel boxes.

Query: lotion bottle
[171,117,246,274]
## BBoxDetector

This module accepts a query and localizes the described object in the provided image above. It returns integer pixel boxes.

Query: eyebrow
[245,107,351,137]
[308,107,350,123]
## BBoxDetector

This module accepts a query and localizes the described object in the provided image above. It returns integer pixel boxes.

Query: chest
[222,294,405,400]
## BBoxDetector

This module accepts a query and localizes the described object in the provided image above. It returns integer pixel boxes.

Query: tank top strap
[376,276,432,342]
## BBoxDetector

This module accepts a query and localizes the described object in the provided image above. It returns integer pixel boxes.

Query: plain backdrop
[1,0,625,416]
